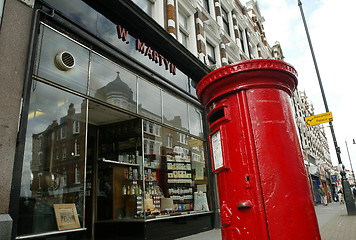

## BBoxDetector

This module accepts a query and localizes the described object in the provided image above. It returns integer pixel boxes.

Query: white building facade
[292,90,337,204]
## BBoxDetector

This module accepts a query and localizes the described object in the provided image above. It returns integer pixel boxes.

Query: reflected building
[31,102,86,204]
[95,72,136,112]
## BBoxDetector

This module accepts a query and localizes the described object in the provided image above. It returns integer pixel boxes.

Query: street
[177,203,356,240]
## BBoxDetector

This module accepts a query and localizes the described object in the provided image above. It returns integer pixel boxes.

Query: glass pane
[44,0,192,94]
[17,81,86,236]
[35,25,90,94]
[90,103,144,220]
[178,11,188,29]
[90,53,137,113]
[188,137,210,212]
[188,78,198,98]
[132,0,152,16]
[143,121,210,217]
[162,91,189,132]
[43,0,98,34]
[138,78,162,122]
[189,105,204,138]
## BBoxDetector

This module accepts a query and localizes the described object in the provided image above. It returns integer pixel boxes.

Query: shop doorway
[86,101,142,239]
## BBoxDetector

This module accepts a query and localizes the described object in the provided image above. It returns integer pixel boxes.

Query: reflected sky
[162,91,189,131]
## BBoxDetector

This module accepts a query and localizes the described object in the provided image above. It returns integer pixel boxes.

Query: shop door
[87,102,143,239]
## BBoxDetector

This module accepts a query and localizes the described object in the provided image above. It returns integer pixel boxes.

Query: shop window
[132,0,153,16]
[143,121,211,216]
[34,25,90,94]
[17,81,86,236]
[90,53,137,113]
[93,111,210,222]
[162,91,189,131]
[138,78,162,122]
[189,105,204,138]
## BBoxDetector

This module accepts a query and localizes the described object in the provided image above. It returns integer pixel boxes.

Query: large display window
[16,20,211,238]
[17,81,87,236]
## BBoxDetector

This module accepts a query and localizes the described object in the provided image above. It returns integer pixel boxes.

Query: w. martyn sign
[304,112,333,127]
[117,25,176,75]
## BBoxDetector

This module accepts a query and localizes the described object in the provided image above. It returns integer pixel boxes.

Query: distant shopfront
[10,1,214,239]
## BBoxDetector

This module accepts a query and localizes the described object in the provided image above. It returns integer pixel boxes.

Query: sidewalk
[177,203,356,239]
[318,203,356,240]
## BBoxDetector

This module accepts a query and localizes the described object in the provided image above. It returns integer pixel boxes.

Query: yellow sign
[188,139,203,147]
[304,112,333,127]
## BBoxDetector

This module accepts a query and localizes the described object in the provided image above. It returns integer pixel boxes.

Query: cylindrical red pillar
[197,59,320,240]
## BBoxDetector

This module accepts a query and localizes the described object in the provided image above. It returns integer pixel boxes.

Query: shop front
[11,1,214,239]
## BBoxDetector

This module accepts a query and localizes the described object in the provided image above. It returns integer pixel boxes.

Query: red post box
[197,59,321,240]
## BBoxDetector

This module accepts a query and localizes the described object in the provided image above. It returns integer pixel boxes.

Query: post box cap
[196,59,298,106]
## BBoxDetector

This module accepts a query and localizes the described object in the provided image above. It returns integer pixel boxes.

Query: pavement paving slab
[176,202,356,240]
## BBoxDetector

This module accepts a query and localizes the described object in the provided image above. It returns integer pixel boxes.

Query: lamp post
[298,0,356,215]
[347,140,356,185]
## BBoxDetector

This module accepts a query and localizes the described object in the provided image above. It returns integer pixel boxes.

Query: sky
[243,0,356,173]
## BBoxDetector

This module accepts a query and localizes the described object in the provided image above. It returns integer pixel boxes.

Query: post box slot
[208,108,225,124]
[246,176,250,182]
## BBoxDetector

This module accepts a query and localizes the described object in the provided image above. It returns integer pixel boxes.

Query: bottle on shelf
[122,184,127,195]
[128,167,133,180]
[127,185,131,195]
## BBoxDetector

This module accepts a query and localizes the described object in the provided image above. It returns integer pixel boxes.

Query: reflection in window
[74,139,80,157]
[61,126,67,139]
[73,120,80,134]
[138,78,162,121]
[189,105,204,138]
[17,81,86,236]
[132,0,153,16]
[90,53,137,112]
[144,121,210,213]
[162,91,189,131]
[62,147,67,159]
[35,25,90,94]
[75,165,81,184]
